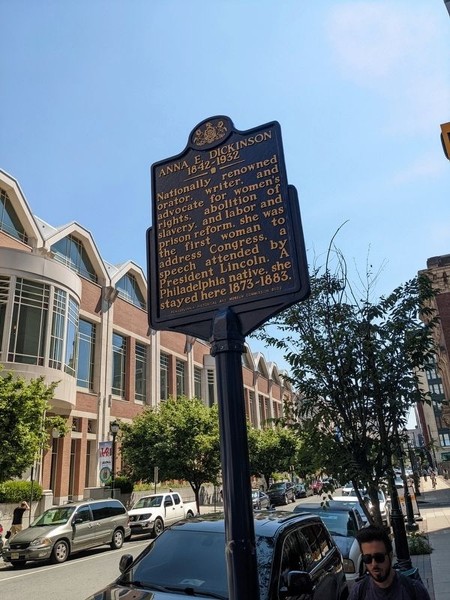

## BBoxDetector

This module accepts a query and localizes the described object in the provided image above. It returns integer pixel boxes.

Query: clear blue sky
[1,1,449,374]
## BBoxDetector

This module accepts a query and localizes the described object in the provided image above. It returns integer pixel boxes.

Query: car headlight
[342,558,356,573]
[140,513,152,520]
[29,537,53,547]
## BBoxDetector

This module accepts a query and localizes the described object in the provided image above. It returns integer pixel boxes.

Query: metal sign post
[147,116,310,600]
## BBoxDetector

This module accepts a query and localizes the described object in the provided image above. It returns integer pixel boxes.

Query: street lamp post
[399,452,418,532]
[110,420,120,498]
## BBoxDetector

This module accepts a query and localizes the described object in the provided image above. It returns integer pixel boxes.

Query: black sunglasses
[361,552,388,564]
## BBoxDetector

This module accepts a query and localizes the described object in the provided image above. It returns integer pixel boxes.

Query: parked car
[128,492,197,538]
[333,490,390,527]
[2,498,130,568]
[366,490,391,526]
[266,481,296,505]
[84,511,349,600]
[311,480,324,495]
[294,483,313,498]
[329,496,369,525]
[251,490,271,510]
[342,482,367,497]
[294,501,366,587]
[322,477,340,489]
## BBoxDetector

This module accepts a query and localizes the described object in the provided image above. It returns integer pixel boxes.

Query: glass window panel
[0,188,27,242]
[77,319,96,389]
[160,353,169,401]
[9,278,49,365]
[194,366,202,399]
[135,342,147,402]
[0,276,10,353]
[176,359,185,397]
[117,274,146,309]
[49,289,66,370]
[112,333,127,397]
[64,297,79,376]
[51,235,97,282]
[207,369,216,407]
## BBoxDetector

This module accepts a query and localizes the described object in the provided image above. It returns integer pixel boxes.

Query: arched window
[116,273,146,309]
[51,235,98,282]
[0,188,28,242]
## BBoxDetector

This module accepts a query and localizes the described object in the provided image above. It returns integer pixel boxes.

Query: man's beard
[369,570,391,583]
[369,558,392,584]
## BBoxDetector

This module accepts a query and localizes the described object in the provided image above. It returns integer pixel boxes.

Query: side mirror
[119,554,134,573]
[73,517,83,525]
[284,571,313,596]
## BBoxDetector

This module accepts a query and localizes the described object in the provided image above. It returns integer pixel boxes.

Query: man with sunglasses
[349,526,431,599]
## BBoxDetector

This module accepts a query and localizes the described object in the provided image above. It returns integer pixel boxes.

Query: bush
[407,531,433,555]
[112,476,133,494]
[0,480,43,503]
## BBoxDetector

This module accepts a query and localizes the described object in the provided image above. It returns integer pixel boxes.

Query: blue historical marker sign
[147,115,309,341]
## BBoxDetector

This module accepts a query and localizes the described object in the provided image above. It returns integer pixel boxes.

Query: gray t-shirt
[349,572,431,600]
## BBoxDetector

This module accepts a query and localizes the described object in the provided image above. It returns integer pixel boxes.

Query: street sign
[147,115,309,340]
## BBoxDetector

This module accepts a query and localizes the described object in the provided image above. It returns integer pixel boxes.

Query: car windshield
[31,506,76,527]
[317,511,356,537]
[133,496,163,509]
[268,483,286,491]
[121,527,274,600]
[122,528,228,596]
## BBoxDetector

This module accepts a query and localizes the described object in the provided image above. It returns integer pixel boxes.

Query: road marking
[0,540,148,582]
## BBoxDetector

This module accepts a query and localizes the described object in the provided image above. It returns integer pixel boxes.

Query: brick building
[0,169,295,503]
[417,255,450,465]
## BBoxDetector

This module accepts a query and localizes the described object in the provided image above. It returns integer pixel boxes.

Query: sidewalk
[410,475,450,600]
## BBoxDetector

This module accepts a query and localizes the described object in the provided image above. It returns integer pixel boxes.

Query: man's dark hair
[356,525,393,553]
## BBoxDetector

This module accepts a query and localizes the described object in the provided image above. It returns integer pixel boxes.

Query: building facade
[0,169,295,504]
[416,255,450,465]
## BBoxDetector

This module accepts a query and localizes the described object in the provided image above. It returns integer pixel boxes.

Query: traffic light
[441,122,450,160]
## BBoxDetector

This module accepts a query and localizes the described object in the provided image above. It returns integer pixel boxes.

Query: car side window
[301,524,331,566]
[173,495,181,505]
[74,506,92,523]
[355,510,364,530]
[279,529,309,595]
[109,501,126,516]
[165,496,174,507]
[91,501,110,520]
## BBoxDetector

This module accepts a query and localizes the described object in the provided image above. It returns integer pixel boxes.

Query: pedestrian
[349,525,431,599]
[10,500,29,537]
[431,471,437,490]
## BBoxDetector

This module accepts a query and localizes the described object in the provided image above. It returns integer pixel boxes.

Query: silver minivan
[2,498,130,568]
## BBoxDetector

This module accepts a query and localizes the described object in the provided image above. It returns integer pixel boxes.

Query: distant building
[0,169,295,503]
[417,255,450,465]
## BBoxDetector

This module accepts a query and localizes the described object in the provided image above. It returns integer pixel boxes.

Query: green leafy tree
[255,247,437,525]
[247,425,299,488]
[120,396,221,510]
[0,370,60,483]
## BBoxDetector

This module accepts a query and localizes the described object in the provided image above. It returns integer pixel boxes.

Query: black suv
[267,481,296,506]
[85,511,348,600]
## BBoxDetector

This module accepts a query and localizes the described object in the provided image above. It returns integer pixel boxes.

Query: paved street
[2,482,450,600]
[0,537,150,600]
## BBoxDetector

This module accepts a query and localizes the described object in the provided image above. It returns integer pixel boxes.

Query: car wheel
[111,528,124,550]
[51,539,69,564]
[283,494,289,505]
[11,560,27,568]
[153,517,164,537]
[186,511,195,518]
